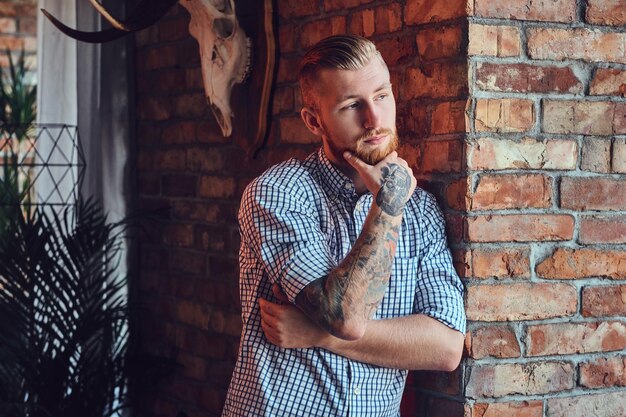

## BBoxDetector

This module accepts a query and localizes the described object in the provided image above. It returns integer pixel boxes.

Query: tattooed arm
[294,151,416,340]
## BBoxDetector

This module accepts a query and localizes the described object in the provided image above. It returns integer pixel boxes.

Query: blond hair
[298,35,385,109]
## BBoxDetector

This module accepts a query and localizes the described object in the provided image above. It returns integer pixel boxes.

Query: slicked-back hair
[298,34,386,109]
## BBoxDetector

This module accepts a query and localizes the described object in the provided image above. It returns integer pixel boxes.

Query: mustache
[358,128,395,142]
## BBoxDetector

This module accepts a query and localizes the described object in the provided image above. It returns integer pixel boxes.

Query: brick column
[463,0,626,416]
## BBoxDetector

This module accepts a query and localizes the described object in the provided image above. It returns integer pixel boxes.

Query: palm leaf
[0,199,131,417]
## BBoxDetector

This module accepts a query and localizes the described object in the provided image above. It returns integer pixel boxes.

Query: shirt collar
[316,148,357,199]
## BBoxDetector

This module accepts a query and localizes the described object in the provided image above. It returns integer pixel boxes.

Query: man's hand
[260,284,327,349]
[343,151,417,215]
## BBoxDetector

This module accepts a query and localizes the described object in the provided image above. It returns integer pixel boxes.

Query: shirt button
[343,182,352,190]
[354,386,360,395]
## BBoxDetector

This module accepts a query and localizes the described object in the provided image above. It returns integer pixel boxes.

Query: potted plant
[0,198,132,417]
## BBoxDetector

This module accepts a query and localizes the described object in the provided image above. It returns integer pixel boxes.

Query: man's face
[306,57,398,167]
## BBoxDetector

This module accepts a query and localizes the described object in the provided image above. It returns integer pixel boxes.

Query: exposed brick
[162,121,197,144]
[162,174,197,197]
[466,283,577,321]
[210,309,243,337]
[468,24,520,57]
[186,147,224,172]
[403,62,468,100]
[471,174,552,210]
[279,117,318,144]
[198,176,236,199]
[469,248,530,279]
[528,28,626,64]
[17,17,35,35]
[547,392,626,417]
[469,137,577,170]
[580,215,626,244]
[469,325,521,359]
[169,248,207,274]
[475,63,582,94]
[561,177,626,211]
[376,35,417,66]
[526,322,626,356]
[348,8,376,37]
[581,137,611,173]
[421,139,464,174]
[324,0,374,11]
[277,56,301,83]
[543,100,615,135]
[0,34,22,50]
[586,0,626,26]
[475,98,534,133]
[404,0,466,24]
[138,97,174,121]
[300,16,347,48]
[473,0,576,22]
[176,300,211,328]
[279,24,296,54]
[431,100,467,135]
[416,25,464,61]
[470,401,543,417]
[614,103,626,134]
[173,201,221,223]
[590,68,626,97]
[0,3,16,17]
[580,356,626,388]
[467,214,574,243]
[466,362,574,398]
[583,285,626,317]
[278,1,318,18]
[178,353,209,381]
[154,149,186,171]
[537,248,626,280]
[0,17,15,33]
[374,3,403,35]
[163,224,195,247]
[445,177,470,211]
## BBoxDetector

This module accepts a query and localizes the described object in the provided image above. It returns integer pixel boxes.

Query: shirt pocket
[375,256,419,319]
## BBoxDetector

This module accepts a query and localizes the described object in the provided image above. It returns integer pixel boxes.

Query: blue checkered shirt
[222,149,466,417]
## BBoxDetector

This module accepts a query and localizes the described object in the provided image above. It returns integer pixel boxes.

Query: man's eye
[343,102,359,110]
[376,94,388,101]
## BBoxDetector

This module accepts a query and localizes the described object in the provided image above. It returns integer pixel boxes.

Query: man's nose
[363,102,381,129]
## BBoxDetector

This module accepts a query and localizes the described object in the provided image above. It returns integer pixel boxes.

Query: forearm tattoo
[296,200,403,336]
[376,163,411,216]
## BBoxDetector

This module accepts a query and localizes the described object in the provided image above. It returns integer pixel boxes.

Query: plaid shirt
[222,149,466,417]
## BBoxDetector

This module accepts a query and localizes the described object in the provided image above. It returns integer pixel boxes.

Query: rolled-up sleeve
[413,193,466,334]
[239,169,336,303]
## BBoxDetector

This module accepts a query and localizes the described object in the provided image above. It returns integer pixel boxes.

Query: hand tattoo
[376,163,411,216]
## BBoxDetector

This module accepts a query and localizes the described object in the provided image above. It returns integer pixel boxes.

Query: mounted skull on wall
[42,0,252,137]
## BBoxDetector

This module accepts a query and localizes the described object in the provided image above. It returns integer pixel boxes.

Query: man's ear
[300,107,324,136]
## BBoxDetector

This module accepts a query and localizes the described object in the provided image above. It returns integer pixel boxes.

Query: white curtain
[36,0,131,223]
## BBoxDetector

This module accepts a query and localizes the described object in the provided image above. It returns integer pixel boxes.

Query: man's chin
[356,135,398,165]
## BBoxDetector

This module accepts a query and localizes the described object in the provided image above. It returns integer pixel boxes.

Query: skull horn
[41,0,179,43]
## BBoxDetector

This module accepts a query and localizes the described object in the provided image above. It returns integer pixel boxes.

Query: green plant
[0,199,131,417]
[0,48,37,216]
[0,48,37,133]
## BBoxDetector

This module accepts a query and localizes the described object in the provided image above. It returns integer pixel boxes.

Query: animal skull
[41,0,252,138]
[179,0,251,137]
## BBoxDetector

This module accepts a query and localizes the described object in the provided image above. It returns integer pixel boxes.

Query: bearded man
[222,34,466,417]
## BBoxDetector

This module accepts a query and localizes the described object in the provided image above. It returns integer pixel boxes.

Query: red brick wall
[0,0,36,79]
[463,0,626,415]
[134,0,626,416]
